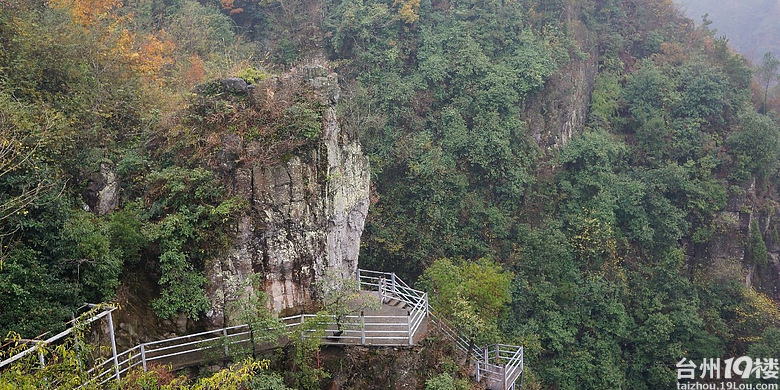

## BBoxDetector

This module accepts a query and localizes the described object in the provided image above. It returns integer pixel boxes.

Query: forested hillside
[2,0,780,389]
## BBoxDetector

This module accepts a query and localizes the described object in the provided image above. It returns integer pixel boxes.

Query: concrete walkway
[320,291,428,346]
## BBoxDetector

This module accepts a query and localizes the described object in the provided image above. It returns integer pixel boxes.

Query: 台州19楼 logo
[677,357,779,390]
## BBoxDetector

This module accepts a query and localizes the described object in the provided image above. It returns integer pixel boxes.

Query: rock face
[205,65,371,327]
[524,6,598,150]
[82,162,120,215]
[702,178,780,299]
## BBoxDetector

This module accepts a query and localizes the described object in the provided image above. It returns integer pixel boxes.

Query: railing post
[222,328,229,358]
[407,310,412,346]
[37,348,45,367]
[379,277,384,304]
[107,310,120,383]
[140,343,147,371]
[360,311,365,345]
[502,364,507,390]
[476,360,481,382]
[515,347,524,390]
[484,347,488,365]
[249,325,257,359]
[391,273,396,295]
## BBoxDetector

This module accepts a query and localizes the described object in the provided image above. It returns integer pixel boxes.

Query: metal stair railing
[474,344,524,390]
[3,269,523,389]
[357,269,429,345]
[366,269,524,390]
[82,291,422,386]
[0,304,120,379]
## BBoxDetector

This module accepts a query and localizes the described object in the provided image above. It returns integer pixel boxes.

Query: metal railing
[288,312,415,347]
[0,304,120,379]
[82,323,260,387]
[358,269,524,390]
[474,344,524,390]
[82,310,420,386]
[356,269,429,345]
[3,269,523,390]
[83,271,430,386]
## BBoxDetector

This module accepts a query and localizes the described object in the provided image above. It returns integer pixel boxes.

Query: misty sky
[676,0,780,63]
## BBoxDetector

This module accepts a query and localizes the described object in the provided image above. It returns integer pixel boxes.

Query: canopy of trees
[2,0,780,389]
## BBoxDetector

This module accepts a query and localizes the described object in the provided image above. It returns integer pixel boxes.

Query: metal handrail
[85,290,421,383]
[426,302,524,389]
[358,268,524,389]
[6,269,523,390]
[0,306,118,370]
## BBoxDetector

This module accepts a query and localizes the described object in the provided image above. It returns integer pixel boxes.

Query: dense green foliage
[418,258,512,345]
[328,0,565,276]
[3,0,780,389]
[313,0,780,388]
[424,372,469,390]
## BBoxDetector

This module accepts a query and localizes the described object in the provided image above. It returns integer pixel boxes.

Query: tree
[0,135,49,238]
[0,94,65,267]
[314,268,377,338]
[151,249,211,320]
[418,258,512,346]
[58,210,122,302]
[726,109,780,181]
[394,0,420,24]
[758,52,779,114]
[287,312,330,390]
[226,275,286,357]
[746,219,769,266]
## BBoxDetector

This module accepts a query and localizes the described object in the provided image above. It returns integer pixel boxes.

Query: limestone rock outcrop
[82,162,120,215]
[523,4,598,151]
[205,65,370,327]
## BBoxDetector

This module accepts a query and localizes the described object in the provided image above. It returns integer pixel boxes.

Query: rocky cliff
[524,4,598,151]
[706,179,780,299]
[204,65,370,327]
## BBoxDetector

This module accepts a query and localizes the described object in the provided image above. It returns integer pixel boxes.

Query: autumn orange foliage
[136,33,176,79]
[49,0,174,82]
[49,0,123,25]
[394,0,420,24]
[220,0,244,14]
[184,54,206,87]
